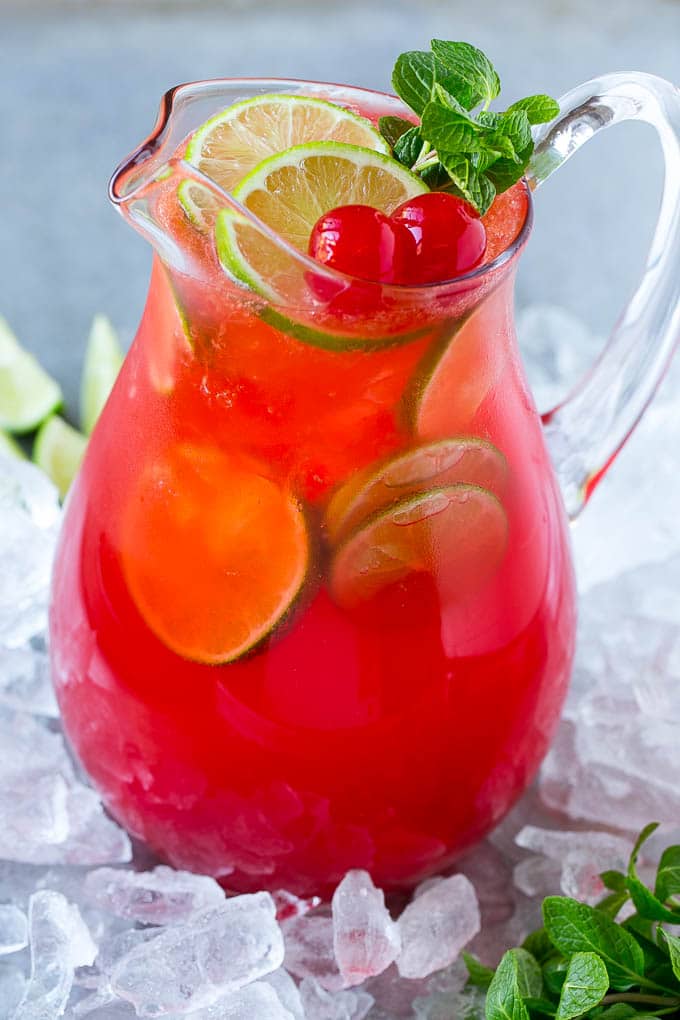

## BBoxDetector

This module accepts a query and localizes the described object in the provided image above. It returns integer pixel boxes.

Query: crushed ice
[0,301,678,1018]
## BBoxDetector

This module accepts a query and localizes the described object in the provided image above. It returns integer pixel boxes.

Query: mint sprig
[381,39,559,214]
[463,823,680,1020]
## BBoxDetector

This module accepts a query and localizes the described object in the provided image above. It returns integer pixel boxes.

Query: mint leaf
[655,845,680,902]
[463,951,496,989]
[555,952,609,1020]
[421,99,482,156]
[598,1006,639,1020]
[542,896,645,991]
[595,890,630,920]
[514,948,543,999]
[430,39,500,109]
[392,51,437,116]
[543,958,569,996]
[508,94,560,125]
[658,930,680,981]
[601,871,628,893]
[378,116,415,149]
[523,998,557,1017]
[419,160,453,190]
[439,153,496,215]
[486,950,530,1020]
[393,126,425,167]
[522,928,556,964]
[491,110,532,158]
[629,822,659,871]
[485,143,533,191]
[626,874,680,923]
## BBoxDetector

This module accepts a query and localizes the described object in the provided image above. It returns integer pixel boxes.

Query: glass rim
[109,76,534,293]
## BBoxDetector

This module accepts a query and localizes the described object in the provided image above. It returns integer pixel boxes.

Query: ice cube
[0,962,26,1017]
[12,890,96,1020]
[515,826,631,904]
[0,636,58,716]
[540,556,680,832]
[263,969,305,1020]
[83,865,224,924]
[299,976,374,1020]
[166,982,296,1020]
[0,903,27,955]
[331,869,401,986]
[110,892,284,1016]
[283,911,344,991]
[0,455,61,646]
[396,874,480,980]
[513,855,563,899]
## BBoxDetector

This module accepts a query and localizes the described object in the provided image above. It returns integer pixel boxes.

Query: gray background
[1,0,679,414]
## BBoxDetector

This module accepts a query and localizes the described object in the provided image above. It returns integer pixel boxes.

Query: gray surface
[1,0,678,414]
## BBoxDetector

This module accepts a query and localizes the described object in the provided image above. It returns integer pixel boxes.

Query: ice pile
[0,301,678,1018]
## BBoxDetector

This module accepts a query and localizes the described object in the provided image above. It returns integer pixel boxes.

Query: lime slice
[182,94,389,230]
[33,415,87,499]
[0,318,62,433]
[121,443,310,664]
[325,438,508,545]
[217,141,427,304]
[80,314,124,435]
[406,289,509,438]
[330,484,508,610]
[0,430,25,459]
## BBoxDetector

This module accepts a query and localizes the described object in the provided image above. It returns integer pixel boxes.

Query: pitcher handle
[527,72,680,519]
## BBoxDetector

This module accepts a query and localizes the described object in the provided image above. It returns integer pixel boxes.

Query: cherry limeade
[50,92,576,896]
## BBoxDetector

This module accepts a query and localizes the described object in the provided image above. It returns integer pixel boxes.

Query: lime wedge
[0,318,62,433]
[33,415,87,499]
[80,314,124,435]
[217,141,427,305]
[182,94,389,230]
[406,290,509,438]
[330,484,508,610]
[325,437,508,545]
[0,430,25,459]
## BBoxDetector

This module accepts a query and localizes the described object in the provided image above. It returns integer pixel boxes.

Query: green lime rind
[80,314,125,435]
[0,317,63,434]
[177,179,218,233]
[216,141,429,302]
[184,93,390,166]
[33,414,88,500]
[0,429,26,459]
[400,312,472,430]
[260,305,430,353]
[329,481,508,608]
[325,435,508,544]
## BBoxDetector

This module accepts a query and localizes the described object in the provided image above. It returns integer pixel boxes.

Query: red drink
[50,83,576,896]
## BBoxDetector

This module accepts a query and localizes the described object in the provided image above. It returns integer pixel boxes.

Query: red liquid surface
[50,125,576,895]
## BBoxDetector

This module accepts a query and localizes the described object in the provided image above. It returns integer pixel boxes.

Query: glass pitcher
[49,74,680,896]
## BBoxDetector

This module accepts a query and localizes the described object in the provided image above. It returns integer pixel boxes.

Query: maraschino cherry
[308,204,416,285]
[308,193,487,286]
[391,192,487,283]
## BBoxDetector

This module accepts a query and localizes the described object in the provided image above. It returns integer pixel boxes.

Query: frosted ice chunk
[540,557,680,832]
[513,855,562,898]
[0,903,28,954]
[166,982,296,1019]
[516,827,631,904]
[396,875,480,979]
[110,892,284,1016]
[0,636,58,716]
[283,912,344,991]
[0,454,61,646]
[84,865,224,924]
[13,890,96,1020]
[299,976,374,1020]
[264,969,305,1020]
[0,709,130,866]
[0,962,26,1017]
[332,869,401,986]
